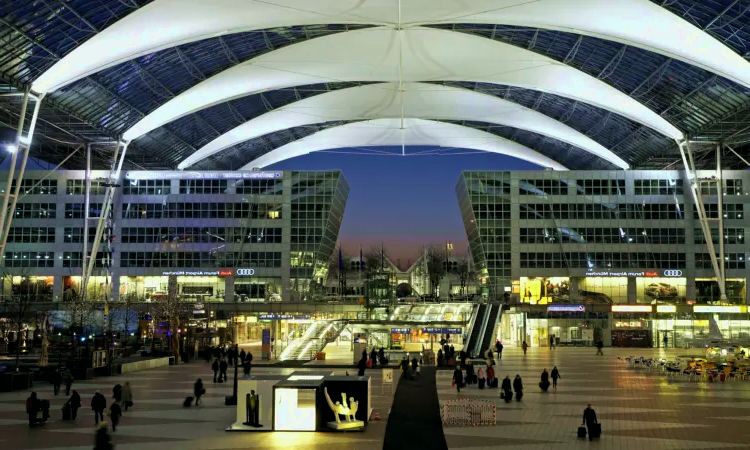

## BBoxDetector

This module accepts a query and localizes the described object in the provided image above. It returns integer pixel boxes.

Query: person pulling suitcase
[583,404,600,441]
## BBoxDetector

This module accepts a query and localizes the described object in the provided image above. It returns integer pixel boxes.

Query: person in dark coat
[244,350,253,376]
[112,384,122,402]
[459,350,467,368]
[551,366,561,389]
[465,359,475,384]
[437,349,444,366]
[219,358,228,382]
[109,400,122,432]
[26,392,39,426]
[239,349,246,363]
[449,345,455,361]
[596,340,604,356]
[497,341,503,360]
[68,390,82,420]
[370,348,378,368]
[513,374,524,401]
[94,422,112,450]
[362,349,367,362]
[453,367,464,393]
[583,404,598,441]
[501,376,512,403]
[194,379,205,405]
[52,370,62,396]
[540,369,550,392]
[91,391,107,425]
[64,372,74,395]
[378,348,386,365]
[212,358,219,383]
[357,356,367,376]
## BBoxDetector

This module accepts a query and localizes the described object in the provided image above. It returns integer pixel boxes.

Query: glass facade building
[0,169,349,304]
[458,170,750,348]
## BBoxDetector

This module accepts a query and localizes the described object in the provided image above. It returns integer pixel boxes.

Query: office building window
[575,179,625,195]
[520,252,686,269]
[291,227,322,244]
[13,203,56,219]
[9,179,57,195]
[122,179,170,195]
[66,179,106,195]
[238,227,282,243]
[472,203,511,220]
[520,227,685,244]
[4,251,54,267]
[694,228,745,245]
[119,251,281,268]
[179,179,227,194]
[725,179,743,195]
[63,227,98,243]
[7,227,55,243]
[695,204,744,220]
[634,179,683,195]
[235,179,283,195]
[696,253,746,270]
[65,203,104,219]
[519,179,566,196]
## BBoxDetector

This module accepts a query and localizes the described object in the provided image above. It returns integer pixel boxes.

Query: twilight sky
[267,147,542,269]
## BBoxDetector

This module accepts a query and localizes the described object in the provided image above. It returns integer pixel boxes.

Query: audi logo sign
[236,268,255,276]
[662,270,683,277]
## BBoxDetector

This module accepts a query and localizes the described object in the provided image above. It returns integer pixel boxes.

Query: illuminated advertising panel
[611,305,652,313]
[693,305,744,313]
[656,305,676,313]
[547,305,585,312]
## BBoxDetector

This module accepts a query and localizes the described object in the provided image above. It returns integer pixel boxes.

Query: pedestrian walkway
[383,366,448,450]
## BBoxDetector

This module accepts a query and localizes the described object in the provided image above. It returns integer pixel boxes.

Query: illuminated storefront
[1,276,53,302]
[580,277,627,304]
[503,306,609,347]
[637,277,686,304]
[696,278,746,305]
[519,277,569,304]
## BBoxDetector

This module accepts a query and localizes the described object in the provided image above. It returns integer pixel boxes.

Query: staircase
[476,304,501,357]
[279,320,347,361]
[464,304,486,357]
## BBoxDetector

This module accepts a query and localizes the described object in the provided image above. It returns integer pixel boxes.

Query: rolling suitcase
[577,426,587,438]
[183,396,194,407]
[491,378,499,388]
[478,378,485,389]
[590,423,601,438]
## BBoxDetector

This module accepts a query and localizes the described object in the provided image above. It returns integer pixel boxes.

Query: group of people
[357,348,388,376]
[539,367,561,392]
[211,344,254,382]
[51,370,75,396]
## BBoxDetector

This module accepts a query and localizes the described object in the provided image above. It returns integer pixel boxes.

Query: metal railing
[441,399,496,427]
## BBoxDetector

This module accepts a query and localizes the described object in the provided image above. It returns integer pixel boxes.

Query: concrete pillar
[627,278,637,304]
[224,277,234,302]
[686,277,696,303]
[110,274,119,302]
[53,275,63,302]
[570,277,580,301]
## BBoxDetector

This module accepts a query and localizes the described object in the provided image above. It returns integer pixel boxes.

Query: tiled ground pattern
[0,362,395,450]
[437,348,750,450]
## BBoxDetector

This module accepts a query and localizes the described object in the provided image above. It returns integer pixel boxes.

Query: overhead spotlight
[5,144,16,153]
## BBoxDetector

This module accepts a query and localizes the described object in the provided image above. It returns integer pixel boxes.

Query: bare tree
[150,275,190,360]
[111,294,144,346]
[0,273,37,371]
[426,245,447,297]
[457,260,476,297]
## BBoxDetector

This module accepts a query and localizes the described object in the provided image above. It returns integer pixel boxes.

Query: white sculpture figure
[324,387,359,424]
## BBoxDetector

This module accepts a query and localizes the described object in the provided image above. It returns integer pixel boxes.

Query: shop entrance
[657,330,674,348]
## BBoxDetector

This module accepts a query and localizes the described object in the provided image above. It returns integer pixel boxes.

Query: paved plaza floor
[437,347,750,450]
[0,362,396,450]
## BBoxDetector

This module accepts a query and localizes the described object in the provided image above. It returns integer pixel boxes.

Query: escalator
[464,304,486,357]
[476,304,501,358]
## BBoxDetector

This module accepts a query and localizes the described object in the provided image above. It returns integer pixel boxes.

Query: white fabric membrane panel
[32,0,750,94]
[122,27,682,141]
[238,118,568,170]
[179,82,628,169]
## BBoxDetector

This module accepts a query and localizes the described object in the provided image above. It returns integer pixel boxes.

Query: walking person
[513,374,524,402]
[663,334,669,348]
[52,370,62,396]
[583,404,599,441]
[219,358,228,383]
[550,335,556,349]
[551,366,560,389]
[453,366,464,393]
[596,339,604,356]
[501,376,512,403]
[91,391,107,425]
[121,381,133,411]
[194,379,205,405]
[64,371,74,395]
[68,390,81,420]
[357,355,367,376]
[26,392,40,426]
[212,358,219,382]
[109,400,122,432]
[497,341,503,360]
[112,384,122,402]
[239,349,246,364]
[539,369,550,392]
[94,422,113,450]
[522,341,528,356]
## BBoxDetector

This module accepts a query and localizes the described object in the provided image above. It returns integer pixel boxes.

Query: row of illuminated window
[119,252,281,268]
[12,203,104,219]
[694,228,745,245]
[519,203,686,220]
[121,203,281,219]
[2,251,106,267]
[519,179,685,197]
[519,228,686,245]
[519,252,687,269]
[697,204,744,219]
[119,227,282,244]
[695,253,747,270]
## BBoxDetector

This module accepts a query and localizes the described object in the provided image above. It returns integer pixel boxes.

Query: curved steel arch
[179,82,628,169]
[32,0,750,93]
[121,27,682,142]
[237,118,568,170]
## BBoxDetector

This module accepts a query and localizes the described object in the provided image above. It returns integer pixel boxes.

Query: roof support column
[0,89,45,259]
[717,144,726,288]
[677,139,726,301]
[82,144,92,286]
